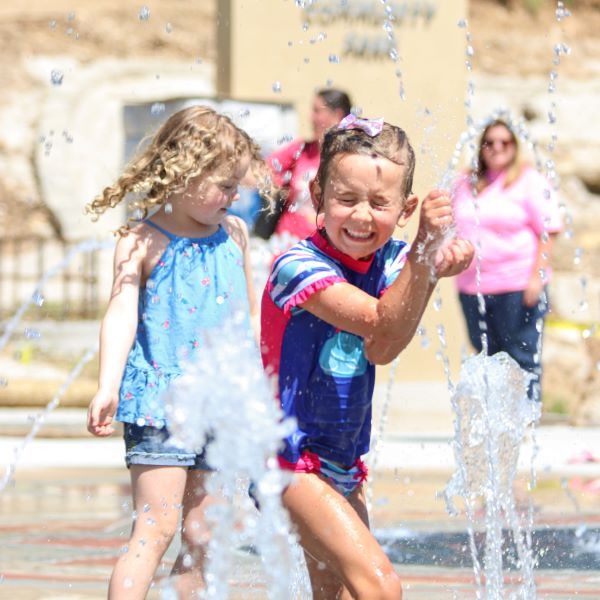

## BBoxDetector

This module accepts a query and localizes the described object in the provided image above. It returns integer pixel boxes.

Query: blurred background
[0,0,598,423]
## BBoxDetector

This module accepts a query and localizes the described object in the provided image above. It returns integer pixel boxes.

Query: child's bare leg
[170,469,214,597]
[282,473,402,600]
[108,466,188,600]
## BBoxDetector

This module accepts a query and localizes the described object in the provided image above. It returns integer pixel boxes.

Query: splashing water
[0,344,98,493]
[0,238,114,354]
[445,352,540,599]
[163,311,308,599]
[414,223,457,283]
[0,238,113,491]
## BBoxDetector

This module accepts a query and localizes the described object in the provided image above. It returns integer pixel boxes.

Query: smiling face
[313,153,415,260]
[480,124,517,173]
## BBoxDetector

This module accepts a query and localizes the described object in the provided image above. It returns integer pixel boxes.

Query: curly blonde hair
[86,105,274,226]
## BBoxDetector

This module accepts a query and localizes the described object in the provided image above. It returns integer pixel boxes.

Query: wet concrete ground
[3,381,600,598]
[3,465,600,599]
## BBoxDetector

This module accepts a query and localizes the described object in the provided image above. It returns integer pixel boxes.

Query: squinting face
[180,156,250,227]
[311,95,344,142]
[316,153,410,260]
[480,124,516,172]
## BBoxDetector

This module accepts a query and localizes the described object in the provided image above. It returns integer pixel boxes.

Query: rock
[572,338,600,426]
[543,326,591,418]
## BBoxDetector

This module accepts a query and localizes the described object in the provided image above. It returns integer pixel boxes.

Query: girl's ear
[397,194,418,227]
[310,178,322,213]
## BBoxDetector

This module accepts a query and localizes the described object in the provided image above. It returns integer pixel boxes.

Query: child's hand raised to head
[434,238,474,278]
[414,189,474,278]
[416,189,455,244]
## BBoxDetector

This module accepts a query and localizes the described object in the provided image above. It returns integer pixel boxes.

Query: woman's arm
[523,232,557,307]
[87,232,145,436]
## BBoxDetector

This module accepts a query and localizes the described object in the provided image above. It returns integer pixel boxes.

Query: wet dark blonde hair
[86,105,274,227]
[474,119,524,193]
[312,122,415,214]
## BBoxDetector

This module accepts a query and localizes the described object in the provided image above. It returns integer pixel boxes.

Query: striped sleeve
[380,239,410,295]
[269,243,346,314]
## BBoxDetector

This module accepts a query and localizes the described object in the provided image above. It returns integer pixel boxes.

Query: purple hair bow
[338,114,384,137]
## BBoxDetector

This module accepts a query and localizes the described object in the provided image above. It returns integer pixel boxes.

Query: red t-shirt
[267,139,320,240]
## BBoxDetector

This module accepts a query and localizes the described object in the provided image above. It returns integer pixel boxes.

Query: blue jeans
[459,290,548,401]
[124,424,212,470]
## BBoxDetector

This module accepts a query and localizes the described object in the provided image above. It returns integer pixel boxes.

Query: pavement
[3,380,600,598]
[3,380,600,477]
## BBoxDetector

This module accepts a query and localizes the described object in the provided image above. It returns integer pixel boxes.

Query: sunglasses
[482,139,514,150]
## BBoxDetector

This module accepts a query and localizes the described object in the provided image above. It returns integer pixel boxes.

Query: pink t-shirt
[452,166,562,295]
[267,139,320,240]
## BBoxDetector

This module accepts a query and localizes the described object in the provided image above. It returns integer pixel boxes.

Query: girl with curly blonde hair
[87,105,271,599]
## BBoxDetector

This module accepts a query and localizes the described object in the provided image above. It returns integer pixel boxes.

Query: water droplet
[466,45,474,57]
[272,81,282,93]
[556,2,571,21]
[164,202,173,215]
[328,54,340,64]
[24,328,41,340]
[165,22,172,34]
[389,48,398,62]
[32,291,45,307]
[143,503,151,512]
[183,553,193,568]
[123,577,134,589]
[146,517,156,526]
[0,378,8,389]
[216,296,225,305]
[150,102,165,116]
[50,70,64,86]
[49,19,57,30]
[138,6,150,21]
[457,19,468,28]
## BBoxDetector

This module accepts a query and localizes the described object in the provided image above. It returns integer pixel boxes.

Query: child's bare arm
[301,191,474,364]
[224,215,259,338]
[87,232,145,436]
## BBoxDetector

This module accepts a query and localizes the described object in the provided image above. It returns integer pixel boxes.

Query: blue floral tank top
[116,221,250,427]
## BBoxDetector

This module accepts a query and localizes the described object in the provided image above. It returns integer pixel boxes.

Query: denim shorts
[123,423,212,470]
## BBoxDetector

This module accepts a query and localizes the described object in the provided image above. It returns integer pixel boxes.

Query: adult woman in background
[256,88,352,241]
[452,119,562,401]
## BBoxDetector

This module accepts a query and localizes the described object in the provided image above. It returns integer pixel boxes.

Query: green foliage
[542,393,569,416]
[522,0,544,15]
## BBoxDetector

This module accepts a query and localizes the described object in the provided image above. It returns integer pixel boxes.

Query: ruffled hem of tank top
[116,364,181,427]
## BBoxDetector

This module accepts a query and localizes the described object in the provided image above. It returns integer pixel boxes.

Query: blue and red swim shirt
[261,230,410,467]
